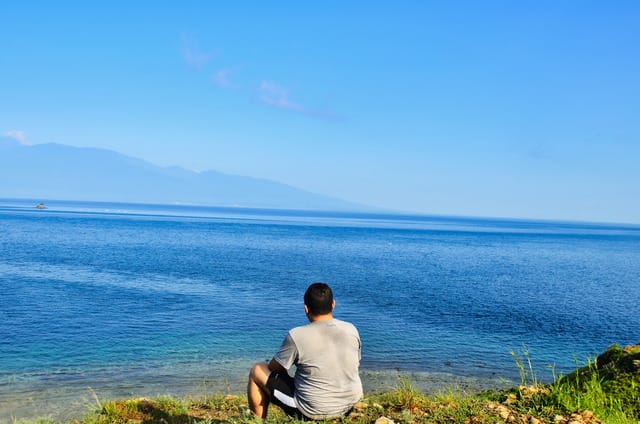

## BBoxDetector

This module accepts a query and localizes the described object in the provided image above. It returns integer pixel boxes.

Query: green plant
[548,356,634,423]
[509,344,539,387]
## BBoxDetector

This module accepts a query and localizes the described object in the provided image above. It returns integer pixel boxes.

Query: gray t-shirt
[273,318,363,419]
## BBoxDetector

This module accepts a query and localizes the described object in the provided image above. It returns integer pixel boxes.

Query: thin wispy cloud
[180,34,217,70]
[212,67,238,88]
[258,80,344,120]
[3,130,31,145]
[259,80,304,112]
[179,34,342,120]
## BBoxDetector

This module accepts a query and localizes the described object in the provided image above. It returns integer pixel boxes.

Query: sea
[1,199,639,421]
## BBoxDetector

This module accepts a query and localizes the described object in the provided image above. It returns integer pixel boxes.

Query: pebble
[581,410,594,422]
[353,401,368,411]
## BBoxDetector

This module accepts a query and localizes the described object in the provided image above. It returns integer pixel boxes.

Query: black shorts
[266,371,306,419]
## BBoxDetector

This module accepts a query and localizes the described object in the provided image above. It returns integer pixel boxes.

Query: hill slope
[0,137,363,210]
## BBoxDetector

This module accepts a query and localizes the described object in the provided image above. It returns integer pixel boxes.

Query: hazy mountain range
[0,137,366,210]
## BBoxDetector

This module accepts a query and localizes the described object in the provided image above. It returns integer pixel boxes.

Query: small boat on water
[35,202,47,209]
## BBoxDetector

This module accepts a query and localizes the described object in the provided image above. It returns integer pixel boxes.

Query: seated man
[248,282,363,420]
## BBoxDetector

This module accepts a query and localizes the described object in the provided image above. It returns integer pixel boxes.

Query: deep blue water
[1,199,639,420]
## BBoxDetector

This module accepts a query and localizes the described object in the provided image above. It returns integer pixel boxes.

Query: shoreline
[3,343,638,422]
[1,367,515,422]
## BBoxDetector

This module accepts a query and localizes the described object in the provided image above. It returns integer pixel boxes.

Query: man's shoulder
[331,318,359,332]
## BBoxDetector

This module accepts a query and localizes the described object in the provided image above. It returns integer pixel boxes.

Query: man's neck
[308,313,333,322]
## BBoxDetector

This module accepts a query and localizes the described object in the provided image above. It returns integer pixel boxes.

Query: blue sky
[2,1,639,223]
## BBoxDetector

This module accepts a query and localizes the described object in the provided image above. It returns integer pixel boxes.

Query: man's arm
[268,358,287,373]
[272,332,298,371]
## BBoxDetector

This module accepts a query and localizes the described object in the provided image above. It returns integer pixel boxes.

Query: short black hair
[304,282,334,315]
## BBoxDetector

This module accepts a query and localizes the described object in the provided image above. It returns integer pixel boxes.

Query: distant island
[0,136,368,211]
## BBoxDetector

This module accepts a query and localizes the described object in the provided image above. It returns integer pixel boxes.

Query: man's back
[274,318,363,419]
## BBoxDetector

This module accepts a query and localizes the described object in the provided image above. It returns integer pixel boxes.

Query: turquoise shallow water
[1,199,639,421]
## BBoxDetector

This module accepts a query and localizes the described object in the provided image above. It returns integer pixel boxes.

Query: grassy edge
[10,344,640,424]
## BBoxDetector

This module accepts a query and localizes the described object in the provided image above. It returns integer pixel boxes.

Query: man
[248,282,363,420]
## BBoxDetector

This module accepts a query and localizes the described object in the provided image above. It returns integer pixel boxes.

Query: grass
[496,344,639,423]
[11,343,640,423]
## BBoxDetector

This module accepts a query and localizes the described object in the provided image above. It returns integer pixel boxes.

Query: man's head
[304,282,334,317]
